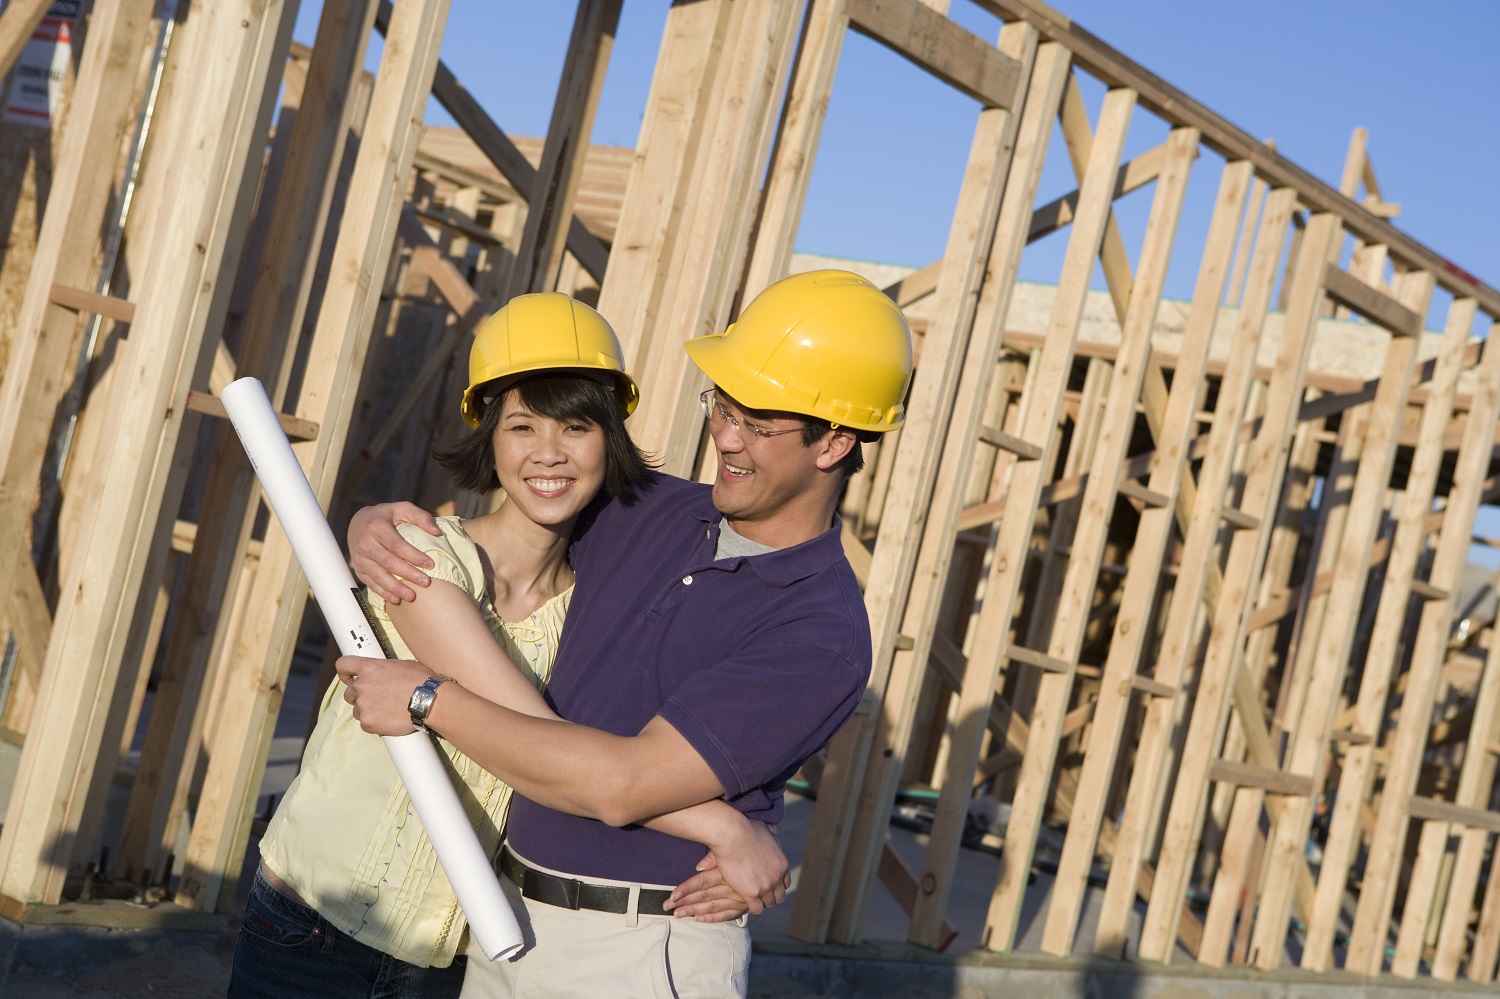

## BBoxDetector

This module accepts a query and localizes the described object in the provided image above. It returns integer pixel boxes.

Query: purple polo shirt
[503,472,871,886]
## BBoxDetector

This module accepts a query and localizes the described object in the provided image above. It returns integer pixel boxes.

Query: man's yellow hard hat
[460,292,638,428]
[684,270,912,433]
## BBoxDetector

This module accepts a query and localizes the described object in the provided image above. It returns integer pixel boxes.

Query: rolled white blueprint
[221,376,522,961]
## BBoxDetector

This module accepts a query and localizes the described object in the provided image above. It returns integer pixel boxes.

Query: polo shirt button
[682,575,693,585]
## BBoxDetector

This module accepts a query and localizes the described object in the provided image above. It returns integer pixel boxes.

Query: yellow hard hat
[684,270,912,433]
[460,292,639,428]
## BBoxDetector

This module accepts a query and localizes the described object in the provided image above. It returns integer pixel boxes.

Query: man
[340,269,912,998]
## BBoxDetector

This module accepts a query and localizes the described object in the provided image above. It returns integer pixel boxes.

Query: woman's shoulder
[393,515,469,548]
[395,516,483,586]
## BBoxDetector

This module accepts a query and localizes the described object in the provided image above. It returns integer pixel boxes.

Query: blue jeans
[228,867,466,999]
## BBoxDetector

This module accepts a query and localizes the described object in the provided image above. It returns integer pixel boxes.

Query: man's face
[704,390,826,534]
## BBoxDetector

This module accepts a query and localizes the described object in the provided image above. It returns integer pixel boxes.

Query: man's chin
[710,478,743,514]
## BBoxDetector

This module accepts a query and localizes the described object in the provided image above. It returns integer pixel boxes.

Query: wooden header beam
[974,0,1500,315]
[846,0,1023,109]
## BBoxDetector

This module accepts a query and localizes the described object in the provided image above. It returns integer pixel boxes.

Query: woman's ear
[814,429,857,471]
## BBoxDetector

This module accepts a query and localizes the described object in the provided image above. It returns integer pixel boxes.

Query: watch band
[408,674,453,732]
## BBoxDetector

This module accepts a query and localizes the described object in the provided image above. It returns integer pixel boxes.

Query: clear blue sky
[295,0,1499,304]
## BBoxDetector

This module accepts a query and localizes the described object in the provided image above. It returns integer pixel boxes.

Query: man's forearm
[422,677,724,826]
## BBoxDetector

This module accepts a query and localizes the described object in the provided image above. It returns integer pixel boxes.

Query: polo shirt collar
[687,491,849,585]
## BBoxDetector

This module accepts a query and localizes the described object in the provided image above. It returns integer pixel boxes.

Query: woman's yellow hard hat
[460,292,638,428]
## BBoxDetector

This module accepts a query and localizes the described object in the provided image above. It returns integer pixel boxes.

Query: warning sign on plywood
[3,2,80,128]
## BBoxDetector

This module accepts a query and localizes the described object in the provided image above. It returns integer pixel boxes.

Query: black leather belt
[499,847,674,917]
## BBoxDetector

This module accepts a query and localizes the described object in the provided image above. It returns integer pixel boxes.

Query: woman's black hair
[433,372,656,499]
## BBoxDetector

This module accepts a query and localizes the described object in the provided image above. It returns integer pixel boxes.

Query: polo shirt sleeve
[657,640,865,803]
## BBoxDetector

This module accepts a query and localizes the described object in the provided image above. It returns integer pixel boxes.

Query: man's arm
[341,654,723,826]
[386,590,787,914]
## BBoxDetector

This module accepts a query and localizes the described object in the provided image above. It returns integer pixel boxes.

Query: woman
[228,293,786,998]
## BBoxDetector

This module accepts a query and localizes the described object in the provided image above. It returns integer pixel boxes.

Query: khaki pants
[461,857,750,999]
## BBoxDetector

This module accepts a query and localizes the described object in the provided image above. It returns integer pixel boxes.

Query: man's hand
[338,655,436,736]
[664,821,788,921]
[348,502,441,604]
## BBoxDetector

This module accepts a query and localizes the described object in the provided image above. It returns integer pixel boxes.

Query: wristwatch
[408,675,453,733]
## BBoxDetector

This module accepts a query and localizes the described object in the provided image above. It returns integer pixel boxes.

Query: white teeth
[724,465,751,477]
[528,478,570,494]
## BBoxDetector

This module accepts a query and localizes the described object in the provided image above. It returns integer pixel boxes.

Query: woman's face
[491,389,607,530]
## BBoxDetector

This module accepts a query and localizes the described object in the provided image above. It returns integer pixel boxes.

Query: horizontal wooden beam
[1409,796,1500,835]
[412,203,505,246]
[1322,264,1423,337]
[847,0,1023,110]
[1209,759,1315,797]
[1407,579,1450,601]
[1129,673,1177,698]
[49,284,135,324]
[184,391,318,442]
[1007,644,1073,674]
[1220,507,1260,531]
[974,0,1500,313]
[1028,141,1176,241]
[977,423,1043,459]
[1117,479,1170,508]
[882,259,941,307]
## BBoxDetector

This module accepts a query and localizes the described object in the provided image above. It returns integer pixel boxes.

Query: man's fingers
[391,500,442,537]
[353,561,416,605]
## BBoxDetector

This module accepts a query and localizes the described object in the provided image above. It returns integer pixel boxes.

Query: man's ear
[814,429,857,470]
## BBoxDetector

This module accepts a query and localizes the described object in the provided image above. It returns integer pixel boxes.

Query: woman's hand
[348,502,441,604]
[665,820,788,922]
[337,655,436,736]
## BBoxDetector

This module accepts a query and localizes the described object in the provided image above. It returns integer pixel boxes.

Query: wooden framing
[1299,295,1480,971]
[0,5,1495,994]
[1344,308,1500,975]
[176,0,450,914]
[0,0,295,909]
[504,0,621,298]
[115,0,380,888]
[1041,156,1253,956]
[814,20,1041,945]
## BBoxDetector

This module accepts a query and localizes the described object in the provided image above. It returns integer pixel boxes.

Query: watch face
[409,676,450,730]
[410,687,434,725]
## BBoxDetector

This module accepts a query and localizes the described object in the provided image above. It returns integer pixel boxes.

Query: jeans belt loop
[626,883,641,928]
